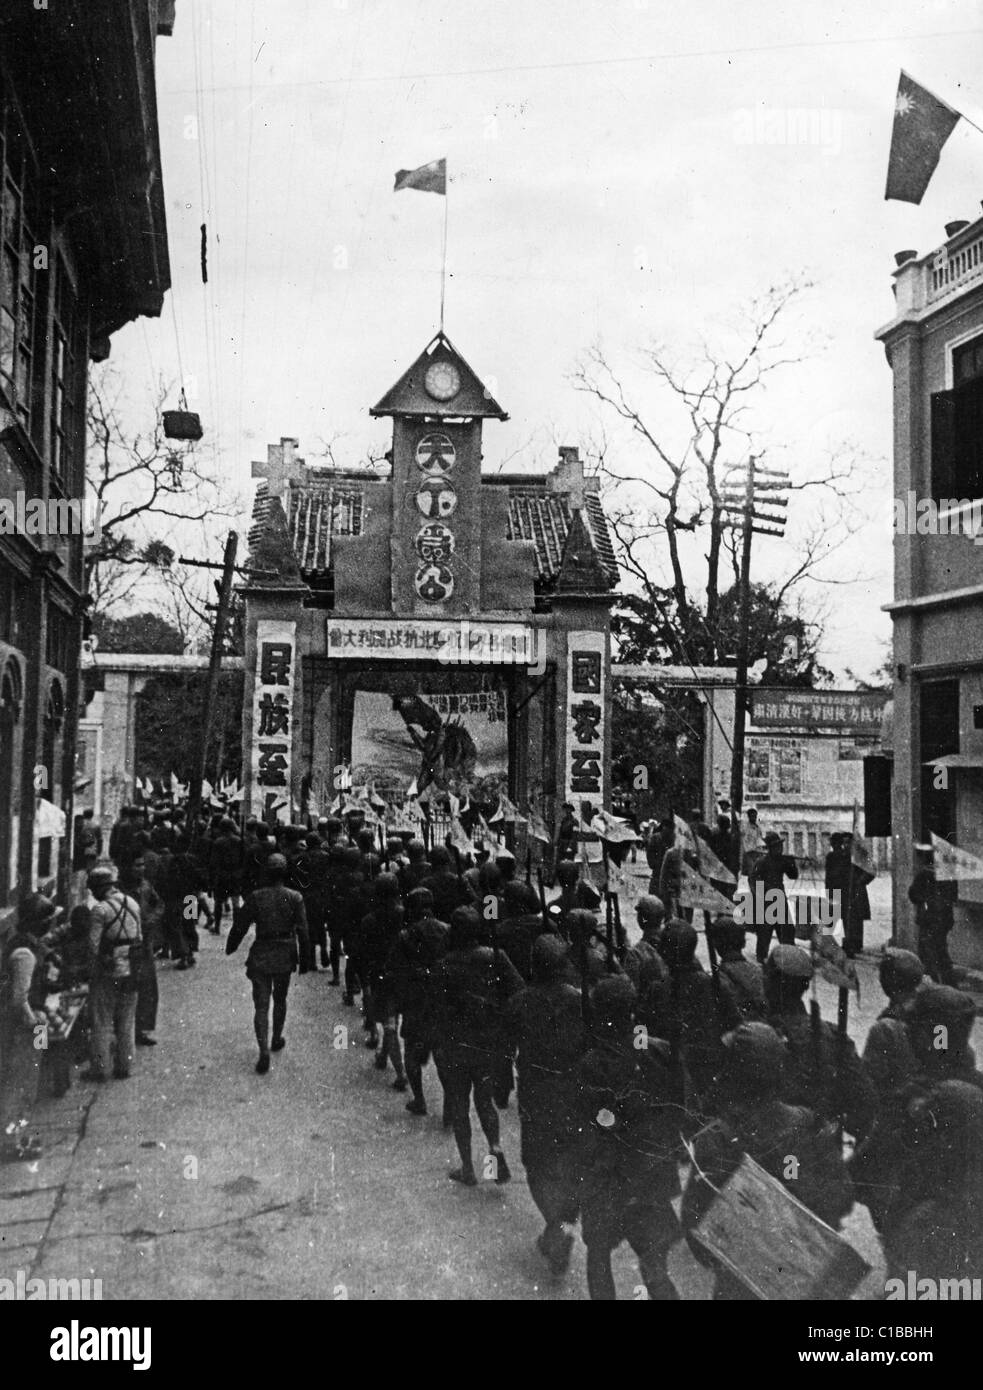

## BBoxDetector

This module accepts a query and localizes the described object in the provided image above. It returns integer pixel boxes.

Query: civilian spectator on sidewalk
[0,893,60,1162]
[908,843,958,986]
[748,831,798,963]
[740,807,765,878]
[83,866,143,1083]
[119,854,164,1047]
[825,832,874,958]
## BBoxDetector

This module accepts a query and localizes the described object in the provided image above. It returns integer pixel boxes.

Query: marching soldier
[226,853,309,1074]
[574,976,685,1300]
[502,935,586,1275]
[682,1023,854,1299]
[763,945,875,1143]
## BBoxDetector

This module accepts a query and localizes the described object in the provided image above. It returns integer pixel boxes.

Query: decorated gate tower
[241,332,618,854]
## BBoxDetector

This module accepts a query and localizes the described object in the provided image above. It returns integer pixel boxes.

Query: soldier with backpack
[83,865,143,1082]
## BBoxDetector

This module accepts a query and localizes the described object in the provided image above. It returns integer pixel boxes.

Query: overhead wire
[233,0,259,483]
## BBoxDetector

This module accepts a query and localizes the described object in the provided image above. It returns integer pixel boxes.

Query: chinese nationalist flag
[885,72,961,204]
[394,158,446,195]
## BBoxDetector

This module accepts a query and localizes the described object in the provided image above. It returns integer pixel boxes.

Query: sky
[105,0,983,680]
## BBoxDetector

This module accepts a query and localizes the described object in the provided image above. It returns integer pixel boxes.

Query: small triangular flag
[695,833,737,886]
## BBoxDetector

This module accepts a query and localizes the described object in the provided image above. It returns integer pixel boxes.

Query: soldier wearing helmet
[225,852,310,1074]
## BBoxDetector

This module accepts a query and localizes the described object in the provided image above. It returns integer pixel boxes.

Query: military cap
[592,974,638,1020]
[902,983,976,1022]
[531,934,567,982]
[19,892,61,930]
[661,920,698,966]
[723,1022,787,1072]
[87,865,116,890]
[635,895,665,930]
[765,944,814,980]
[879,948,924,995]
[266,852,288,873]
[764,830,784,847]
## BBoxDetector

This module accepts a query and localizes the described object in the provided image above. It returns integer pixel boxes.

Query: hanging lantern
[162,409,203,441]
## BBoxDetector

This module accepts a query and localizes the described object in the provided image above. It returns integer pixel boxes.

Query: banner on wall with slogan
[250,619,296,823]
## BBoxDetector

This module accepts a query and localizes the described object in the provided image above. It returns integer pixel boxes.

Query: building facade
[878,213,983,968]
[703,685,890,870]
[242,333,618,851]
[0,2,174,924]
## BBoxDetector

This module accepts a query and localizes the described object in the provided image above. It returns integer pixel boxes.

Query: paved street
[1,871,972,1301]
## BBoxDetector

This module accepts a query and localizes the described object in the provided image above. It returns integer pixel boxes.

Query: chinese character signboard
[564,631,606,809]
[750,690,887,733]
[325,618,538,666]
[251,619,296,822]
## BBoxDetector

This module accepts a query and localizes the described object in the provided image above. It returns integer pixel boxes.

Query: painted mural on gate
[351,689,508,801]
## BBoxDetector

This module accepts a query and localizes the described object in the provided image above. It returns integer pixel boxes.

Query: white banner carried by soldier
[930,830,983,882]
[679,860,737,916]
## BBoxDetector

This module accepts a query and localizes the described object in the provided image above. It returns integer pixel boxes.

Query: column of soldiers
[213,804,983,1298]
[5,796,981,1302]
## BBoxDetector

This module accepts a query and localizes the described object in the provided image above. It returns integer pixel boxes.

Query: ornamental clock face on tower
[424,360,461,402]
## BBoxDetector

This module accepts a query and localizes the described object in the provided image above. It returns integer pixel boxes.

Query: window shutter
[955,375,983,500]
[930,389,956,502]
[862,756,892,838]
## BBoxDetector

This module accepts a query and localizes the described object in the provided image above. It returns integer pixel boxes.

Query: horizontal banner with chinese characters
[325,618,538,665]
[750,689,887,733]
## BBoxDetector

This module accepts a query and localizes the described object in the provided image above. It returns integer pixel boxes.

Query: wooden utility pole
[186,530,238,834]
[720,461,789,866]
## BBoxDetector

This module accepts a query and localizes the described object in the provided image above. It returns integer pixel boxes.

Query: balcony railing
[928,230,983,302]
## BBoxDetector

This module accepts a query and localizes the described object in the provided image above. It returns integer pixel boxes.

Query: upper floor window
[51,256,83,488]
[953,335,983,386]
[45,603,73,673]
[931,338,983,501]
[0,98,42,438]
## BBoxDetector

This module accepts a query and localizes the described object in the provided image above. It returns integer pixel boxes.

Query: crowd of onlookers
[2,798,980,1299]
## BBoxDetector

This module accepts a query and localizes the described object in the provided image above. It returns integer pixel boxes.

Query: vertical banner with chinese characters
[251,619,297,823]
[564,630,606,813]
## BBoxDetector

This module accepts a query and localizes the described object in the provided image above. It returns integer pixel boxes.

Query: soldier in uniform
[574,976,686,1300]
[420,845,469,924]
[708,916,767,1023]
[359,872,407,1086]
[336,845,366,1007]
[293,831,333,973]
[560,908,622,991]
[861,948,924,1105]
[502,934,586,1275]
[385,887,450,1118]
[429,906,524,1186]
[622,895,668,1031]
[646,920,740,1119]
[682,1023,854,1299]
[763,945,876,1142]
[882,1080,983,1286]
[397,839,431,897]
[225,853,309,1074]
[207,816,243,937]
[497,881,551,982]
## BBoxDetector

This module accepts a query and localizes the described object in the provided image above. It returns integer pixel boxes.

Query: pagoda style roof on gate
[247,465,618,590]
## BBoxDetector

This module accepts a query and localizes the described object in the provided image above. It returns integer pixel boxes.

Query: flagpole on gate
[439,180,449,332]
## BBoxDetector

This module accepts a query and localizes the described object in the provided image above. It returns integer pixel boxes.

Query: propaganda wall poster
[350,688,509,804]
